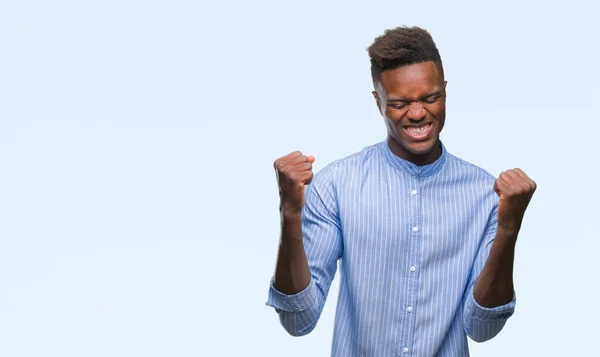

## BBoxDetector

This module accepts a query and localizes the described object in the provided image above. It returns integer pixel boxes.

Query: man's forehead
[378,62,443,99]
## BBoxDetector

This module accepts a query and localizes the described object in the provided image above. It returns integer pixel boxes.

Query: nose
[407,102,426,121]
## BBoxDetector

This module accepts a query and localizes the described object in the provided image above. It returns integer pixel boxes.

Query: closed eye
[423,95,441,104]
[389,103,408,110]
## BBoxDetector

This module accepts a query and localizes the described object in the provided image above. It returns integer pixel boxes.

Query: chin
[393,135,439,156]
[406,141,438,155]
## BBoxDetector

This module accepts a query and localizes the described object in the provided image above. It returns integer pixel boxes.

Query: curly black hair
[368,26,444,84]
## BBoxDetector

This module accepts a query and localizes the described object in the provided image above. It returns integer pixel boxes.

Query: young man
[267,26,536,356]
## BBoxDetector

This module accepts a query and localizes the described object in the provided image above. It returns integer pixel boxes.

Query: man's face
[373,61,447,159]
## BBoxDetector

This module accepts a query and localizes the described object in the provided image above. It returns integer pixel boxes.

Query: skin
[272,152,314,294]
[273,61,536,309]
[372,61,447,166]
[473,168,536,307]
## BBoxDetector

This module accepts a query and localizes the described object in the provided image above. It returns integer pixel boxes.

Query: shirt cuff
[464,291,516,322]
[266,278,317,312]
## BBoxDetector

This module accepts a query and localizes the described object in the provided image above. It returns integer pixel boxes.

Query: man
[266,26,536,356]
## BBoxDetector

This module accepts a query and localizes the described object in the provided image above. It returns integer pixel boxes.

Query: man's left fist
[494,168,537,233]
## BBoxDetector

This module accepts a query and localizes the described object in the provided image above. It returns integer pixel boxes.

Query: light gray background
[1,1,598,356]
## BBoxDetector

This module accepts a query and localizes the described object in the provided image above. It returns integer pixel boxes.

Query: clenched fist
[494,168,537,233]
[274,151,315,213]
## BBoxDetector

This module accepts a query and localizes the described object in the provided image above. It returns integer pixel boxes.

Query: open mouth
[402,122,433,140]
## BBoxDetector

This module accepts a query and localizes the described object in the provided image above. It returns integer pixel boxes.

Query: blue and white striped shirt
[267,140,516,356]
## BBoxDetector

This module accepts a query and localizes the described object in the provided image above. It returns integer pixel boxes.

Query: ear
[443,81,448,95]
[372,90,383,116]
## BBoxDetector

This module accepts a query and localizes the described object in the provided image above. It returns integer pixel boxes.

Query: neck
[387,136,442,166]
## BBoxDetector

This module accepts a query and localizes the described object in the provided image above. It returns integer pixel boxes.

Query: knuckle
[280,168,292,177]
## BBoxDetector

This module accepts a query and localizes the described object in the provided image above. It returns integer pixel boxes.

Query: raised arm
[272,151,315,295]
[267,152,343,336]
[464,168,536,342]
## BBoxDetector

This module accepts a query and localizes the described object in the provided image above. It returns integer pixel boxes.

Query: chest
[336,171,494,263]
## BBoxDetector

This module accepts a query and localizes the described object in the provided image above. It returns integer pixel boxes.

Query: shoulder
[444,152,497,186]
[443,152,500,218]
[312,142,382,185]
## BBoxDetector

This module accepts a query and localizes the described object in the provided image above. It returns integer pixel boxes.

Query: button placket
[405,177,422,357]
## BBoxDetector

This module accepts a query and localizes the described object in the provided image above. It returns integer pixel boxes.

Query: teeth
[406,124,430,135]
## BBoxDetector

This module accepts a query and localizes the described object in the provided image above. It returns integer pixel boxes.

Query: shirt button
[403,347,409,354]
[407,306,413,313]
[411,189,418,195]
[412,226,419,233]
[410,266,416,272]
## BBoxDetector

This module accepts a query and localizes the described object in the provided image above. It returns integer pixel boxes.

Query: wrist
[495,225,520,244]
[280,204,302,219]
[497,222,520,235]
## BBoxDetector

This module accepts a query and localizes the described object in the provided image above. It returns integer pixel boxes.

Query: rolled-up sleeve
[463,202,516,342]
[267,278,318,313]
[266,279,321,336]
[266,167,343,336]
[463,289,516,342]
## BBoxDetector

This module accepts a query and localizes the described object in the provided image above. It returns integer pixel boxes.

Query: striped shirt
[267,140,516,356]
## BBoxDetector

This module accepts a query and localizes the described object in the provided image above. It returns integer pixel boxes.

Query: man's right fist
[274,151,315,213]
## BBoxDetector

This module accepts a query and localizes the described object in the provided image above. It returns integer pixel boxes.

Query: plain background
[1,0,599,356]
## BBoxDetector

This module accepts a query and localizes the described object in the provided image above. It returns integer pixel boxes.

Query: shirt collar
[380,139,447,177]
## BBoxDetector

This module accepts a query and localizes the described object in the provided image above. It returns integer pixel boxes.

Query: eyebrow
[386,89,443,102]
